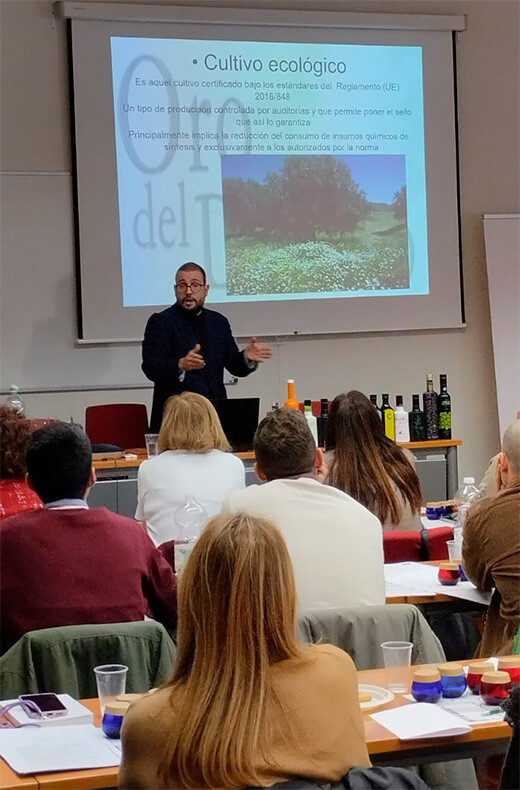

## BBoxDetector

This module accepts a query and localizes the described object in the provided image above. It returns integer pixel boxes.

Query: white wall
[1,0,519,482]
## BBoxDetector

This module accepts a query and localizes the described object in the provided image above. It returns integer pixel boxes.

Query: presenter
[142,262,273,432]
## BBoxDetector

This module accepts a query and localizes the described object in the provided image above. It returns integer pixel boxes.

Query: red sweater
[0,507,177,653]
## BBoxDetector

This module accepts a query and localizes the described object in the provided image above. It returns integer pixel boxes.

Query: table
[90,440,462,516]
[1,661,511,788]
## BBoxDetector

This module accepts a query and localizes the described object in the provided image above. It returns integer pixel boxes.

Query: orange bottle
[285,379,299,409]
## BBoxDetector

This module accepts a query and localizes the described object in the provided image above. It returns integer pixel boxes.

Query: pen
[480,707,502,716]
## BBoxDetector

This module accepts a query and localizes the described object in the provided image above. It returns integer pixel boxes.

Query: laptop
[212,397,260,452]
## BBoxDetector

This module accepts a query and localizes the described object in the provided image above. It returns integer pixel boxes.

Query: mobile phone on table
[18,693,68,719]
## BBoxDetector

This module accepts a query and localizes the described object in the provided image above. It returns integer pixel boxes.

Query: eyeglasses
[175,281,205,293]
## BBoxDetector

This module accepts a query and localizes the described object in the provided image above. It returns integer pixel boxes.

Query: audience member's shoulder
[125,686,171,723]
[311,642,356,668]
[0,508,42,533]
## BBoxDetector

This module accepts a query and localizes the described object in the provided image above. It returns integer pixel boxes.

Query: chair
[85,403,149,450]
[0,620,175,699]
[422,525,454,560]
[383,530,424,563]
[297,604,477,790]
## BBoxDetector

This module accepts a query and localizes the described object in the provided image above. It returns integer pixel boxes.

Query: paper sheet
[403,688,505,723]
[384,562,492,604]
[0,724,121,774]
[371,702,472,740]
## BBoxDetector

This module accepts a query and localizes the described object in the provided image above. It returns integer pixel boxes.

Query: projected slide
[110,38,428,306]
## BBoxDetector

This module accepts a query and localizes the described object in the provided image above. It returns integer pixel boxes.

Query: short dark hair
[175,262,207,284]
[254,408,315,481]
[26,422,93,503]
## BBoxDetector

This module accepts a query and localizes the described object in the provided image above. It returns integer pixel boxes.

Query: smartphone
[18,693,68,719]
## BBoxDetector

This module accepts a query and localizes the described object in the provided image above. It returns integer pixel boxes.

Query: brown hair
[158,392,230,453]
[175,262,206,284]
[324,392,348,450]
[0,405,31,478]
[158,512,309,788]
[254,407,315,481]
[327,391,422,525]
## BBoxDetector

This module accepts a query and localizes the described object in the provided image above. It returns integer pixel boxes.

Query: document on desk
[384,562,492,604]
[0,724,121,774]
[371,702,472,740]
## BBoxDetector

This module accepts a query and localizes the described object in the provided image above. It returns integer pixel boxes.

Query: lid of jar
[481,671,511,684]
[440,562,461,571]
[468,661,494,674]
[498,656,520,669]
[104,701,130,716]
[413,668,441,682]
[116,693,145,702]
[438,662,464,676]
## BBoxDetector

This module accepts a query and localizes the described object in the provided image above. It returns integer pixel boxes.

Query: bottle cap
[438,662,464,676]
[116,693,145,702]
[481,671,511,685]
[463,477,475,484]
[498,656,520,669]
[468,661,494,674]
[104,701,130,716]
[287,379,294,384]
[413,668,440,682]
[442,562,461,571]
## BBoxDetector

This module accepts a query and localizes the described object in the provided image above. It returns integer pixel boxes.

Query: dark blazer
[142,303,255,431]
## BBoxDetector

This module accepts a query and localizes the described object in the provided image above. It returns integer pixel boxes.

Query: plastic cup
[94,664,128,715]
[144,433,159,457]
[446,539,462,562]
[381,641,413,692]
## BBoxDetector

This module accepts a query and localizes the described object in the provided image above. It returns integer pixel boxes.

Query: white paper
[371,702,472,740]
[403,686,505,723]
[384,562,492,604]
[0,724,121,774]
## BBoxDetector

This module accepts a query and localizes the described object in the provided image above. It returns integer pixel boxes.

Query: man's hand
[179,343,205,371]
[244,336,273,363]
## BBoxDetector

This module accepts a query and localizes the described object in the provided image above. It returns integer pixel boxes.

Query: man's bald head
[503,419,520,474]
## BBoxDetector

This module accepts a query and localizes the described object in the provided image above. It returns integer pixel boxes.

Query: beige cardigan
[119,643,371,789]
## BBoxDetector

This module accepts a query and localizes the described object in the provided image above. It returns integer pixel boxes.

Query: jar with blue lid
[101,700,129,739]
[411,668,442,703]
[438,662,467,698]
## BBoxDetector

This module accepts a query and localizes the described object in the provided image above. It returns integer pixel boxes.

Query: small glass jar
[480,671,511,705]
[497,656,520,684]
[438,563,461,586]
[467,661,494,695]
[438,662,467,698]
[411,668,442,703]
[116,693,145,703]
[101,701,129,739]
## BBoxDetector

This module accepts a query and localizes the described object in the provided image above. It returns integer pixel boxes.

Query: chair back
[0,620,175,699]
[383,530,424,563]
[422,525,454,560]
[85,403,149,450]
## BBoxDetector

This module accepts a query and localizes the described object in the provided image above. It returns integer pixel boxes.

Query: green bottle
[437,374,452,440]
[409,394,426,441]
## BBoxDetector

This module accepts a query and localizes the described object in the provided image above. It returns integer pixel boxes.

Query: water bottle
[303,399,318,445]
[173,496,207,573]
[5,385,25,414]
[454,477,481,540]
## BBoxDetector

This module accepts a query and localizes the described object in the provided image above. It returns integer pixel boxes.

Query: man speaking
[142,262,273,431]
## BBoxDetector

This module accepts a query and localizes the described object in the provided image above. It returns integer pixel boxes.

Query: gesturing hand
[179,343,205,371]
[244,337,273,363]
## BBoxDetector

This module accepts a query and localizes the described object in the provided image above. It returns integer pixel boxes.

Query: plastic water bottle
[173,496,207,573]
[454,477,481,540]
[5,385,25,414]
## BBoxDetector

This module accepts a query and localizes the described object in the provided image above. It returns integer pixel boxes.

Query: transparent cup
[446,539,462,562]
[381,641,413,692]
[144,433,159,457]
[94,664,128,715]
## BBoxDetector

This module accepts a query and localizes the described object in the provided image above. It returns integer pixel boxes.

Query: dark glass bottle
[423,374,439,440]
[317,398,328,448]
[409,394,426,441]
[381,393,395,440]
[370,394,382,421]
[437,374,452,439]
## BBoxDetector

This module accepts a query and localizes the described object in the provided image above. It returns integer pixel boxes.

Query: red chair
[422,525,454,560]
[383,530,423,563]
[85,403,149,450]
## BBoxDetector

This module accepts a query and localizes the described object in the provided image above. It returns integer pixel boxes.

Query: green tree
[392,186,407,221]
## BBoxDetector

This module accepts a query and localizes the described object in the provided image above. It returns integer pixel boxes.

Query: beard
[178,294,205,313]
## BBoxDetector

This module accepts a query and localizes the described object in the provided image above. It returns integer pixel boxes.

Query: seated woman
[119,512,370,789]
[326,391,422,530]
[0,405,43,520]
[135,392,245,546]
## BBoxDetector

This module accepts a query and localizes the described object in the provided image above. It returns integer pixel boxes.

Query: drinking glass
[94,664,128,715]
[144,433,159,457]
[381,641,413,692]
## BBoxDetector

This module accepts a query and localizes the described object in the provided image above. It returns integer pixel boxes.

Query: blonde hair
[158,512,308,788]
[158,392,230,453]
